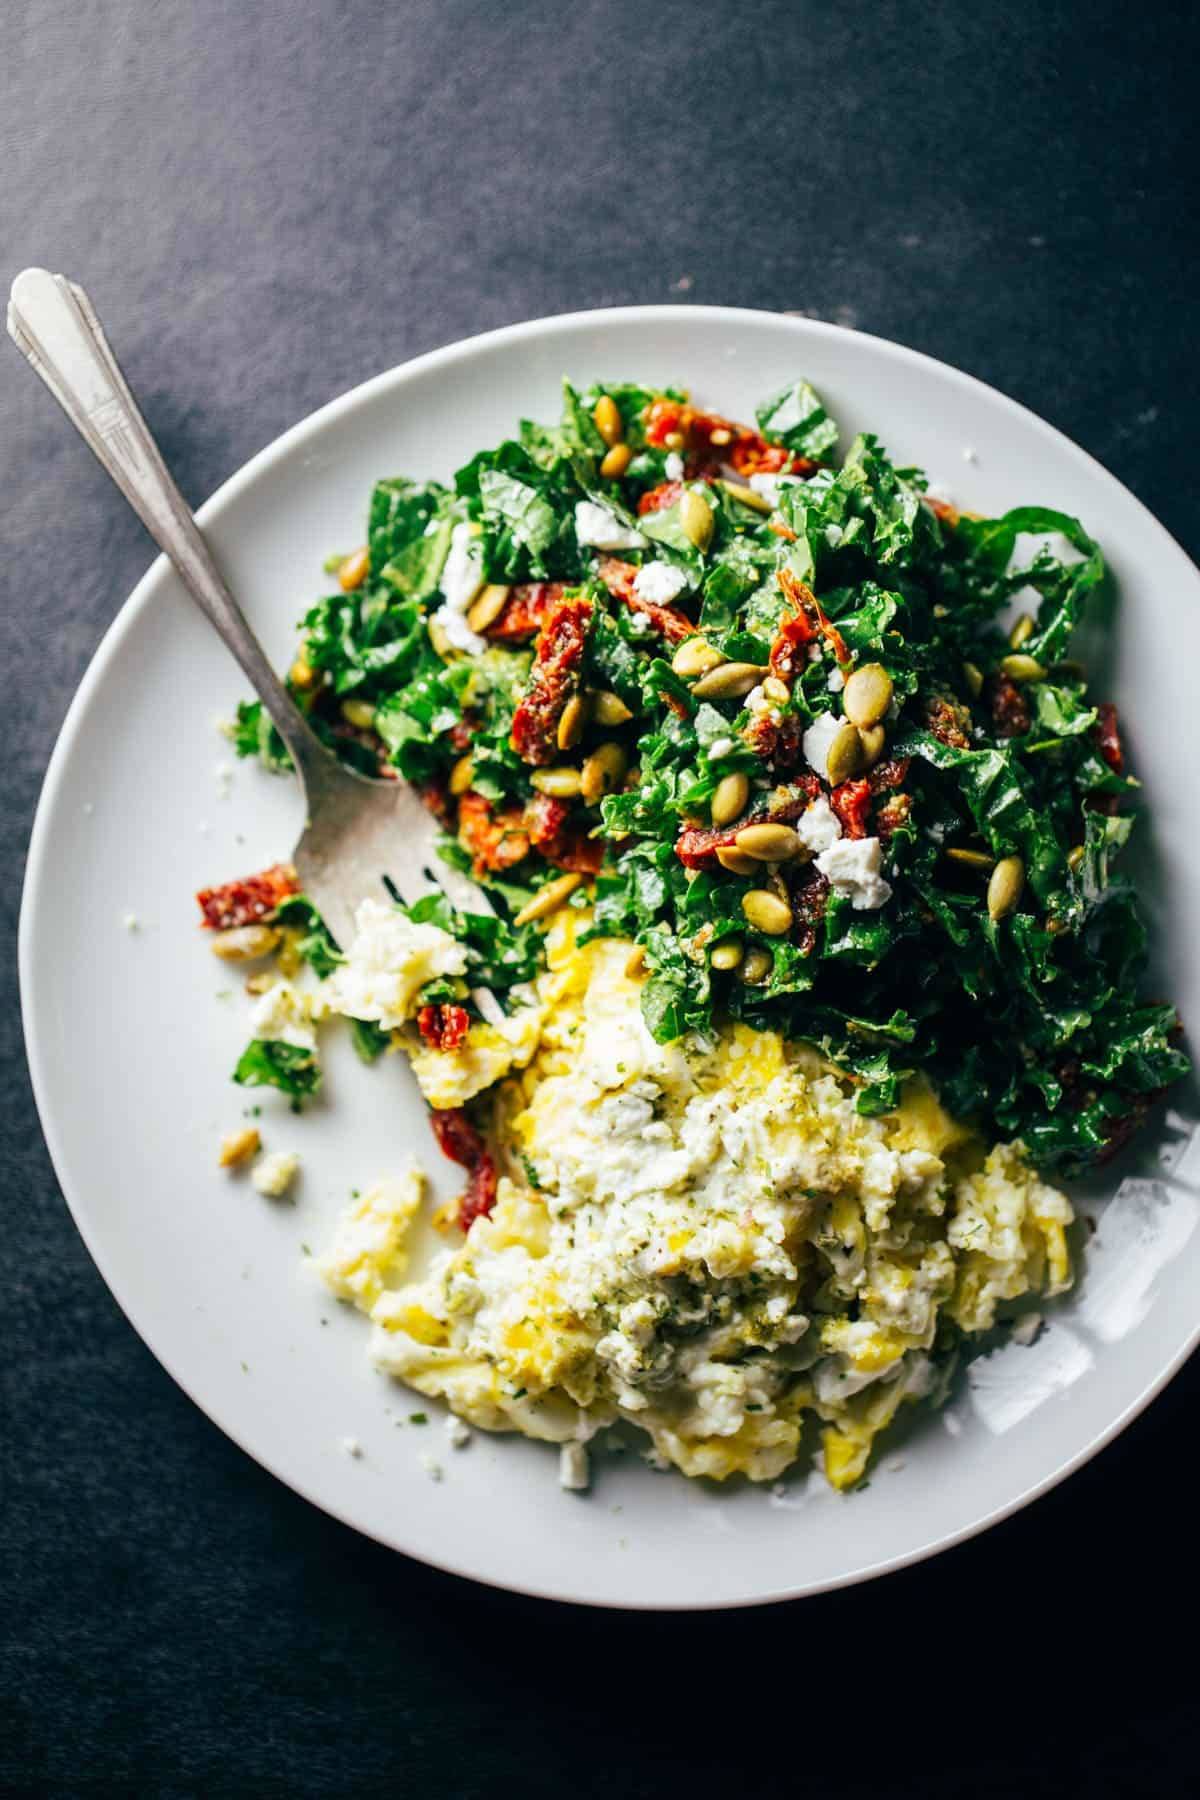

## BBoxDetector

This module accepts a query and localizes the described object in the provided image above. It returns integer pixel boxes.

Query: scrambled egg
[313,909,1074,1491]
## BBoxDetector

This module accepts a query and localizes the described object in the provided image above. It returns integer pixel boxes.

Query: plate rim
[19,301,1200,1609]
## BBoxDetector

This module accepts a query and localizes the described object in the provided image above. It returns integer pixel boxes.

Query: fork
[7,267,498,981]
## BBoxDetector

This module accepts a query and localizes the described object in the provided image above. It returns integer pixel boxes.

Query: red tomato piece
[196,862,298,930]
[510,594,592,766]
[417,1003,471,1052]
[430,1107,498,1229]
[1095,701,1124,773]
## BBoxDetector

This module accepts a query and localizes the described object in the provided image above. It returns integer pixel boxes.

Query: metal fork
[8,267,496,969]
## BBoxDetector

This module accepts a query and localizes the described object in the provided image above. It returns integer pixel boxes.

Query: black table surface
[3,2,1198,1794]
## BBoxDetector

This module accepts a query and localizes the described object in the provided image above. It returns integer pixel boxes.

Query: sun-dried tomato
[875,792,913,843]
[418,776,452,826]
[925,495,960,527]
[642,398,818,480]
[456,790,531,875]
[196,863,298,930]
[448,712,477,754]
[637,479,684,517]
[598,557,695,643]
[1095,701,1124,773]
[868,756,911,794]
[487,581,564,643]
[510,594,592,766]
[791,867,830,957]
[675,778,821,868]
[774,569,848,671]
[430,1107,498,1229]
[525,792,604,875]
[988,672,1031,739]
[744,709,804,769]
[417,1003,471,1053]
[925,693,973,750]
[831,778,873,840]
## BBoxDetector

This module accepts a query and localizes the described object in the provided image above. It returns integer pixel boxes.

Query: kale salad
[229,376,1187,1171]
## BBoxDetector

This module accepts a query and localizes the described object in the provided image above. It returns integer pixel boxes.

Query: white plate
[21,305,1200,1609]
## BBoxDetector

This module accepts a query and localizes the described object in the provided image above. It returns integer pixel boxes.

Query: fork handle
[7,268,327,790]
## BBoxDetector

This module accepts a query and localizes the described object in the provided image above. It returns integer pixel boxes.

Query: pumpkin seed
[1000,653,1047,683]
[679,487,715,551]
[289,652,317,691]
[709,426,733,446]
[590,689,633,726]
[962,660,984,698]
[1068,843,1085,871]
[741,889,794,935]
[624,945,647,978]
[987,854,1026,921]
[449,753,475,796]
[428,619,453,659]
[710,938,744,971]
[219,1125,262,1168]
[842,662,893,728]
[716,846,758,876]
[671,637,723,679]
[556,693,586,751]
[466,583,510,633]
[513,871,583,928]
[210,924,280,962]
[739,948,774,985]
[1008,613,1035,650]
[710,772,750,827]
[734,822,802,861]
[340,697,377,730]
[531,766,583,798]
[581,741,628,805]
[337,546,370,591]
[690,660,768,701]
[858,723,886,767]
[945,846,995,872]
[663,430,685,451]
[720,479,771,513]
[600,442,633,480]
[592,395,623,446]
[826,719,866,787]
[761,674,790,704]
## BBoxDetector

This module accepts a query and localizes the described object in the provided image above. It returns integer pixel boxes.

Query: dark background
[3,2,1198,1794]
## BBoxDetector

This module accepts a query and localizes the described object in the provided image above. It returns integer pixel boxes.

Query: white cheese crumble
[707,735,735,759]
[664,451,685,481]
[574,499,647,551]
[748,471,800,508]
[326,898,466,1030]
[827,667,846,693]
[340,1436,363,1459]
[251,1150,300,1198]
[632,559,688,605]
[801,710,843,782]
[795,796,842,855]
[815,835,893,910]
[430,521,486,654]
[559,1443,591,1491]
[419,1452,444,1482]
[445,1414,472,1449]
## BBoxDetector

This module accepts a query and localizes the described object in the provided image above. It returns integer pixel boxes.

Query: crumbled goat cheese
[707,735,735,760]
[815,835,894,909]
[795,796,843,855]
[827,667,845,693]
[326,898,467,1030]
[445,1414,472,1449]
[632,560,689,605]
[430,521,486,654]
[574,500,647,551]
[801,710,843,782]
[748,471,800,507]
[559,1443,591,1491]
[664,451,685,481]
[341,1436,363,1459]
[419,1453,444,1482]
[251,1150,300,1198]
